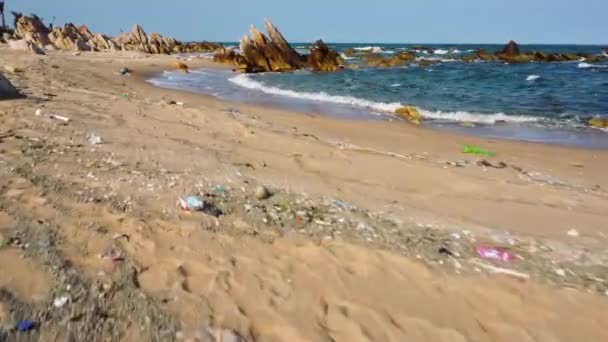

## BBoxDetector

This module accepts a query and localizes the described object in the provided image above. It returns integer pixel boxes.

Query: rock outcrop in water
[395,106,422,125]
[236,20,303,72]
[7,13,224,55]
[588,117,608,129]
[362,51,416,68]
[308,40,344,72]
[460,40,605,64]
[231,20,343,73]
[501,40,520,56]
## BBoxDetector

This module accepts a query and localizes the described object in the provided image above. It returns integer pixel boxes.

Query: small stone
[554,269,566,277]
[254,185,271,200]
[567,229,580,237]
[119,67,130,75]
[53,295,70,308]
[4,65,23,73]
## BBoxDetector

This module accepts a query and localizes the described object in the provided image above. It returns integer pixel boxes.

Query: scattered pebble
[53,295,70,308]
[554,269,566,277]
[88,132,103,145]
[567,229,580,237]
[254,185,271,200]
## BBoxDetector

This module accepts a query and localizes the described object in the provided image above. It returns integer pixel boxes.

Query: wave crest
[228,74,539,124]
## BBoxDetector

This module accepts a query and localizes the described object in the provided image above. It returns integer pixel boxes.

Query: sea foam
[229,74,539,124]
[578,62,608,69]
[526,75,540,81]
[229,74,402,112]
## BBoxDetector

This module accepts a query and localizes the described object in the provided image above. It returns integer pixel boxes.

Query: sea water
[148,43,608,148]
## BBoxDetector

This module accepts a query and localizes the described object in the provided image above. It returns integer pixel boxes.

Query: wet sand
[1,48,608,341]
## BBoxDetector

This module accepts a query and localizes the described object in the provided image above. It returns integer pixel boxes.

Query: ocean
[148,43,608,148]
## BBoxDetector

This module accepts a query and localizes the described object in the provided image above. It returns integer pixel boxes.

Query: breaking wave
[228,74,539,124]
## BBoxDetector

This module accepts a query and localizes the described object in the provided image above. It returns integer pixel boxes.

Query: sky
[7,0,607,44]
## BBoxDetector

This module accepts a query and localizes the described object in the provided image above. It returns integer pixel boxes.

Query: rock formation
[362,51,416,68]
[5,13,223,55]
[308,40,344,72]
[588,117,608,129]
[234,19,342,73]
[501,40,520,56]
[395,106,422,125]
[459,40,604,64]
[0,72,20,100]
[237,20,303,72]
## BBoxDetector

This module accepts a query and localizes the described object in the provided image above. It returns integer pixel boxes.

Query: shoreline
[2,48,608,340]
[145,61,608,150]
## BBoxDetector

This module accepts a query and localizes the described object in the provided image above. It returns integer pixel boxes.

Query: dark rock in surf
[308,40,344,72]
[501,40,520,56]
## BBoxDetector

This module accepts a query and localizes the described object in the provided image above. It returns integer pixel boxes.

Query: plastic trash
[88,133,102,145]
[35,109,70,123]
[462,145,496,157]
[177,196,205,211]
[476,246,514,262]
[567,229,580,237]
[53,296,69,308]
[16,320,35,332]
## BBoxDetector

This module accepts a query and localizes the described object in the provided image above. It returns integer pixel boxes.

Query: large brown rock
[13,13,52,48]
[589,117,608,129]
[308,40,344,72]
[235,20,305,73]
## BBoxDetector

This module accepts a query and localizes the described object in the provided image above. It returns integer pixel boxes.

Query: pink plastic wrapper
[476,246,514,262]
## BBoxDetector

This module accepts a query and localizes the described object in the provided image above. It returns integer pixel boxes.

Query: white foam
[228,74,540,124]
[390,83,401,87]
[340,53,356,60]
[434,49,449,55]
[416,57,458,63]
[419,110,539,124]
[229,74,402,112]
[354,46,384,53]
[526,75,540,81]
[578,62,608,69]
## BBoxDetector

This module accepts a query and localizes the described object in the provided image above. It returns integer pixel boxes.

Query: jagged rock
[0,73,20,100]
[308,40,344,72]
[9,13,216,56]
[213,49,238,64]
[589,117,608,129]
[175,62,189,73]
[395,106,422,125]
[236,19,305,72]
[502,40,520,56]
[177,41,223,53]
[13,13,51,47]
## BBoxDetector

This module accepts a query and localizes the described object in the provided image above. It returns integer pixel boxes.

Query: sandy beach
[1,47,608,341]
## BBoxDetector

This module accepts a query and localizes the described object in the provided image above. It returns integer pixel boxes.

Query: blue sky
[8,0,607,44]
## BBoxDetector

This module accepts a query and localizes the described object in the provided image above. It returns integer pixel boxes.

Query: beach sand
[1,48,608,341]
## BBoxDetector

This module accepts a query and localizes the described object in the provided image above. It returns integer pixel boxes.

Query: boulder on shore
[395,106,422,125]
[308,40,344,72]
[588,117,608,129]
[0,73,20,100]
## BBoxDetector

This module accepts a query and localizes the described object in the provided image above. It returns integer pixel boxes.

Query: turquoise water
[149,43,608,148]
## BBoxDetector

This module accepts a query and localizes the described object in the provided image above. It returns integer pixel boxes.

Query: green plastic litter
[462,145,496,157]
